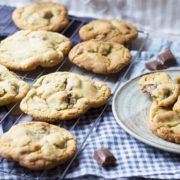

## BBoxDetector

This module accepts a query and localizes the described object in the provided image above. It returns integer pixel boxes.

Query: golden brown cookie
[0,64,29,106]
[0,30,71,71]
[12,2,69,31]
[149,102,171,125]
[0,121,77,170]
[175,75,180,84]
[79,19,138,44]
[173,95,180,113]
[149,102,180,143]
[20,72,111,122]
[69,39,131,74]
[150,83,179,107]
[139,72,173,93]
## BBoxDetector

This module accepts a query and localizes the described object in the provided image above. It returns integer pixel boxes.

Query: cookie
[0,121,77,170]
[175,75,180,84]
[139,72,173,93]
[150,83,179,107]
[12,2,69,32]
[20,72,111,122]
[173,96,180,113]
[69,40,131,74]
[149,102,180,143]
[79,19,138,44]
[0,30,71,71]
[0,64,29,106]
[149,102,169,126]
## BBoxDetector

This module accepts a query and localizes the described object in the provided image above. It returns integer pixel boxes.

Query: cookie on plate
[149,102,180,143]
[149,102,172,124]
[79,19,138,44]
[150,83,179,107]
[0,64,29,106]
[0,121,77,170]
[0,30,71,71]
[175,75,180,84]
[69,39,131,74]
[173,96,180,113]
[139,72,173,93]
[12,2,69,32]
[20,72,111,122]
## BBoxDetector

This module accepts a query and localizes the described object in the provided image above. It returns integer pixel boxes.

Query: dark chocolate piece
[158,48,177,66]
[141,84,157,93]
[66,93,76,104]
[145,60,166,71]
[94,148,116,167]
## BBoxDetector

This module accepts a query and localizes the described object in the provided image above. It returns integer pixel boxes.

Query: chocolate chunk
[66,93,76,104]
[158,48,177,66]
[141,84,157,93]
[145,60,166,71]
[94,148,116,167]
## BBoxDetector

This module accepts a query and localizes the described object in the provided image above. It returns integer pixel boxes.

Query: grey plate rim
[112,69,180,154]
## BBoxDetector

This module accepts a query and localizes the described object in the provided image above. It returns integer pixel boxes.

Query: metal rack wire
[0,5,149,179]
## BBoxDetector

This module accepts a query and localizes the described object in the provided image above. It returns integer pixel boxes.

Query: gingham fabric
[0,5,180,180]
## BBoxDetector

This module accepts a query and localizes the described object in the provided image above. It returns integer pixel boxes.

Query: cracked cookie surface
[175,75,180,84]
[0,121,77,170]
[149,102,180,143]
[173,96,180,113]
[20,72,111,122]
[0,30,71,71]
[69,40,131,74]
[139,72,173,93]
[0,64,29,106]
[12,2,69,31]
[150,83,179,107]
[79,19,138,44]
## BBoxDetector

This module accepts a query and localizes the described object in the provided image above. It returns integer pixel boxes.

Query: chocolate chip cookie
[79,19,138,44]
[149,102,180,143]
[0,64,29,106]
[0,121,77,170]
[69,39,131,74]
[0,30,71,71]
[150,83,179,107]
[12,2,69,32]
[139,72,173,93]
[140,72,180,143]
[20,72,111,122]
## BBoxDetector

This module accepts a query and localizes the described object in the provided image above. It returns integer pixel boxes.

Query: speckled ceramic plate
[112,69,180,154]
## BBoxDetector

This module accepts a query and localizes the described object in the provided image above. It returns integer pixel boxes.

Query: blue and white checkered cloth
[0,5,180,180]
[65,38,180,180]
[0,38,180,180]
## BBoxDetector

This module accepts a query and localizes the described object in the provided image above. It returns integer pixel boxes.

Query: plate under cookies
[112,69,180,154]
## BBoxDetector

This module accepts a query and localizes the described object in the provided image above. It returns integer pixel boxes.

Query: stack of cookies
[139,72,180,144]
[0,1,138,170]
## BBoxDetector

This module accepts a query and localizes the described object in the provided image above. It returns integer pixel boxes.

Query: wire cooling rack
[0,5,149,180]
